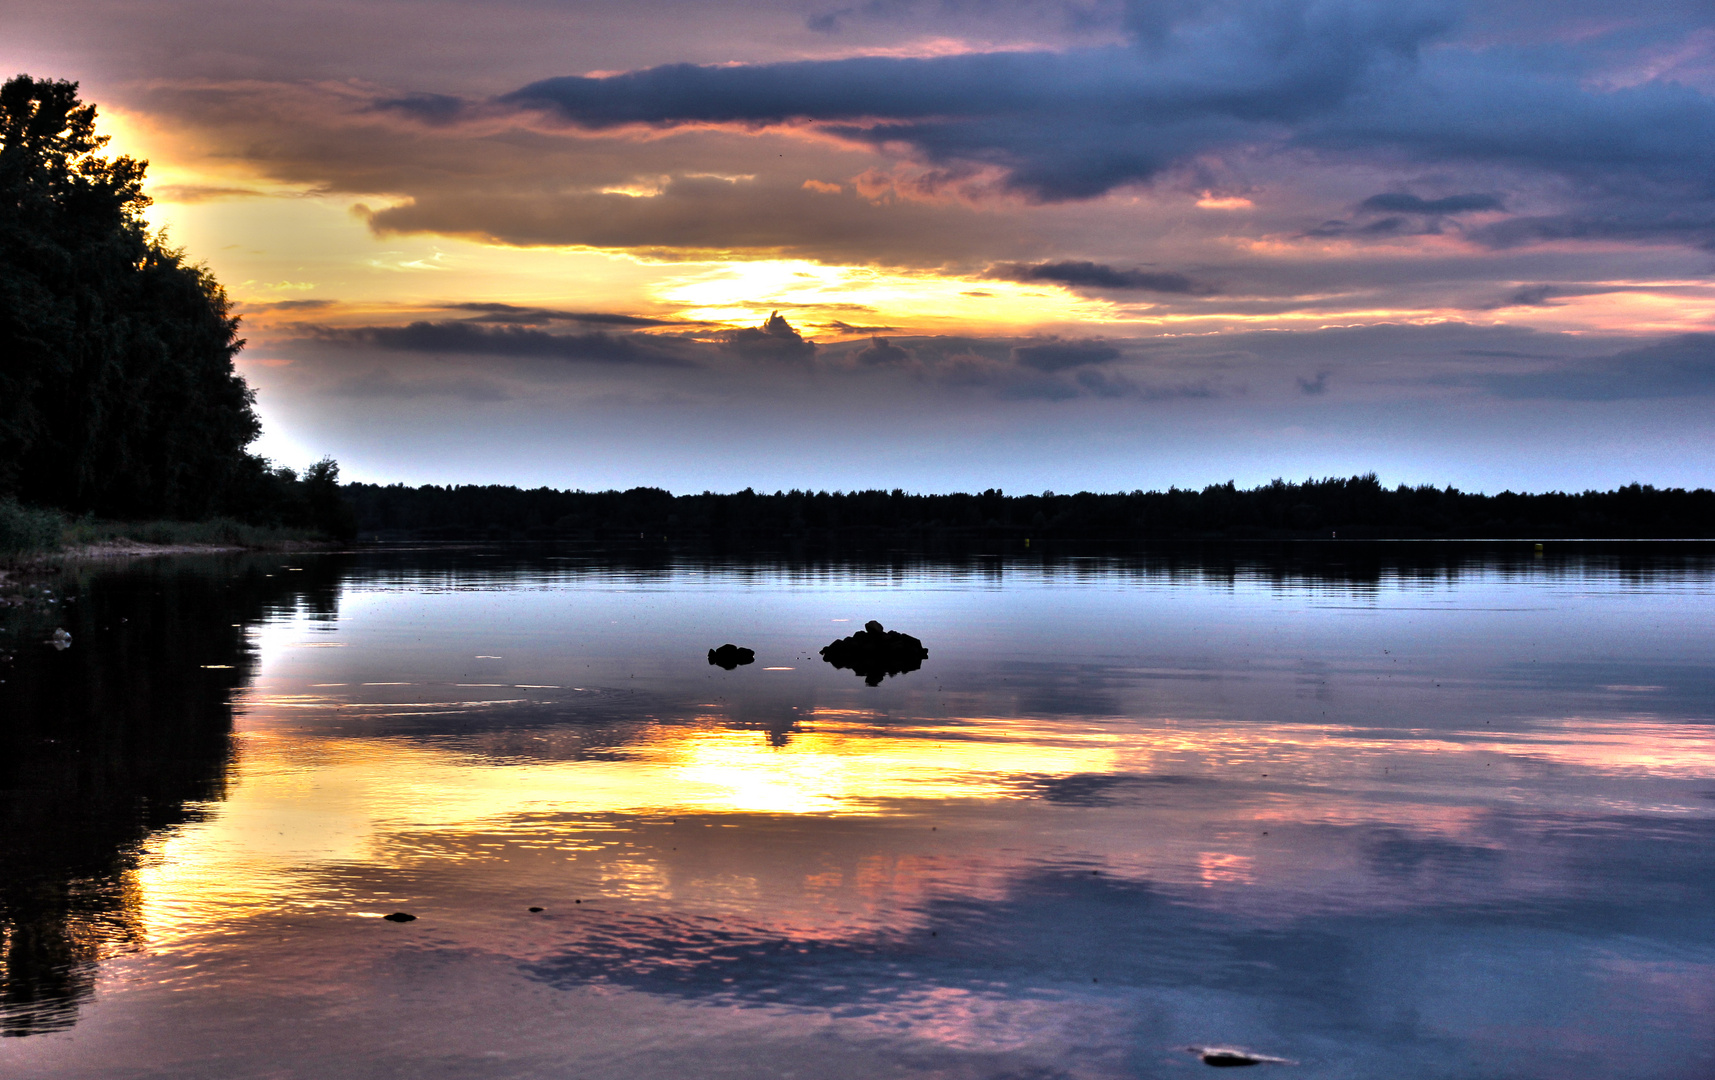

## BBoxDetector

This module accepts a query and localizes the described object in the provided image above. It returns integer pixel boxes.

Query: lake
[2,545,1712,1079]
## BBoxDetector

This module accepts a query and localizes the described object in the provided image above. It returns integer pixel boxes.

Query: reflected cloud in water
[2,547,1712,1078]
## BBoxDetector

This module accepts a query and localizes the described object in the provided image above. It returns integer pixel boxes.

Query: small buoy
[382,912,416,923]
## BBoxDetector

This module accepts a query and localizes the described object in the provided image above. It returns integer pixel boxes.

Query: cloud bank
[486,0,1715,254]
[311,322,696,365]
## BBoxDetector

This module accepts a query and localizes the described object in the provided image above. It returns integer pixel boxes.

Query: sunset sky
[7,0,1714,492]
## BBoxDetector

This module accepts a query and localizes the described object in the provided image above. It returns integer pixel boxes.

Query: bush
[58,517,319,549]
[0,499,66,556]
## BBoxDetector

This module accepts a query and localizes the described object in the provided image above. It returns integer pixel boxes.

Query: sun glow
[1195,193,1254,209]
[652,259,1114,334]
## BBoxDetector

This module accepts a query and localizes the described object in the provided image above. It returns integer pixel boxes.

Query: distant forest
[345,475,1715,543]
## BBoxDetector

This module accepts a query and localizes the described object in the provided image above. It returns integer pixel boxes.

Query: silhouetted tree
[303,457,357,540]
[0,75,259,518]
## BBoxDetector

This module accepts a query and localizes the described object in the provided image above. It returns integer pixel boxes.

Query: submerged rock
[1184,1046,1295,1068]
[382,912,417,923]
[708,644,756,669]
[820,620,928,686]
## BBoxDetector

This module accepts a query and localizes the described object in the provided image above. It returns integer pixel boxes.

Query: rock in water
[382,912,417,923]
[1183,1046,1295,1068]
[708,644,756,669]
[820,621,928,686]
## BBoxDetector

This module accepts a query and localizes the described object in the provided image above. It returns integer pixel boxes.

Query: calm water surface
[2,547,1712,1079]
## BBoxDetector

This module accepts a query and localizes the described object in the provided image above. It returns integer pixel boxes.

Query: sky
[5,0,1715,493]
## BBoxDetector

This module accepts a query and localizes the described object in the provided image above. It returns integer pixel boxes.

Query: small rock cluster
[819,620,929,686]
[706,620,929,685]
[707,643,755,669]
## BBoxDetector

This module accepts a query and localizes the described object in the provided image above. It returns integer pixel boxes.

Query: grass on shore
[2,499,323,560]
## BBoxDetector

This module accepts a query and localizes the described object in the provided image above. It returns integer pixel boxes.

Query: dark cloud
[38,0,1715,277]
[489,1,1715,250]
[721,311,817,361]
[1478,283,1665,311]
[371,92,469,125]
[825,320,898,334]
[1297,370,1330,394]
[151,183,274,202]
[280,311,1704,415]
[445,302,683,327]
[1300,215,1428,238]
[1358,192,1503,215]
[1494,284,1562,308]
[805,2,905,35]
[1011,339,1122,372]
[926,341,1220,401]
[1305,51,1715,185]
[853,336,912,365]
[359,174,1029,265]
[1072,369,1136,398]
[942,356,1080,401]
[1076,369,1219,400]
[1479,334,1715,401]
[1470,208,1715,252]
[503,2,1458,201]
[992,260,1217,294]
[1460,349,1565,360]
[310,321,695,365]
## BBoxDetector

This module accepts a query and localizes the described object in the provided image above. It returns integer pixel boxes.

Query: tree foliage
[0,74,260,518]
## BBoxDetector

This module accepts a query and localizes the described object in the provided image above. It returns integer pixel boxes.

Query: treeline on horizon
[345,475,1715,543]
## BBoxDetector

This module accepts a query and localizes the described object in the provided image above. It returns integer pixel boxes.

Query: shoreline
[3,538,338,580]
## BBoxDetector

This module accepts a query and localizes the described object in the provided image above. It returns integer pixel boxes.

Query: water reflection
[1,546,1712,1078]
[0,556,342,1035]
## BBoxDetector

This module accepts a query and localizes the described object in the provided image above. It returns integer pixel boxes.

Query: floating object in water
[1184,1046,1296,1068]
[820,620,928,686]
[382,912,417,923]
[48,628,71,650]
[528,906,544,913]
[708,644,755,669]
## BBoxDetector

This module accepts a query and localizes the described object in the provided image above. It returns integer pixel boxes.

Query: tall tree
[0,75,260,518]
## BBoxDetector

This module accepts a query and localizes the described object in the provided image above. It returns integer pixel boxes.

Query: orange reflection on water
[1197,852,1256,887]
[668,714,1123,814]
[130,707,1122,943]
[129,689,1715,950]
